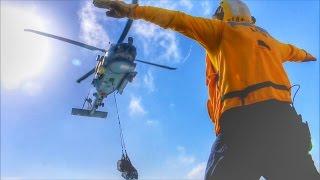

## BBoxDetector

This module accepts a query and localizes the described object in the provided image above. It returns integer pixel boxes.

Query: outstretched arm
[131,6,222,48]
[93,0,223,50]
[278,42,316,62]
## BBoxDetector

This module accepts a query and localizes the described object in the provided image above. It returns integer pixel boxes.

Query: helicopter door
[96,57,106,78]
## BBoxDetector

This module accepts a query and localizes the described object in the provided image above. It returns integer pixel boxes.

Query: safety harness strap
[221,81,289,105]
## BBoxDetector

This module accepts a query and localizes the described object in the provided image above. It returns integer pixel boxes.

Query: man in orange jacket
[93,0,319,179]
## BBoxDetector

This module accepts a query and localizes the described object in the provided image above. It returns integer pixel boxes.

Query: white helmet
[213,0,255,23]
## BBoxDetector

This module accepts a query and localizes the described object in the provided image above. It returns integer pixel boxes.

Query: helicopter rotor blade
[24,29,107,53]
[135,59,177,70]
[116,0,138,44]
[76,68,96,83]
[117,19,133,44]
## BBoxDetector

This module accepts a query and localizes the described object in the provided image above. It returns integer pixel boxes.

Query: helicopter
[25,9,176,119]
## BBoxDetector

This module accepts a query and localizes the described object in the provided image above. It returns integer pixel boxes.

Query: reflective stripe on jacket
[132,6,316,134]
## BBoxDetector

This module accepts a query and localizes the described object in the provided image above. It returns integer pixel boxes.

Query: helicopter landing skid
[71,108,108,118]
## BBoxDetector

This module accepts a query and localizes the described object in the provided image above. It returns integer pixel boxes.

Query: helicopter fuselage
[25,25,175,119]
[89,43,138,113]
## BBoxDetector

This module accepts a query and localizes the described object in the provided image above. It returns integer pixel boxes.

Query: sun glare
[1,5,51,90]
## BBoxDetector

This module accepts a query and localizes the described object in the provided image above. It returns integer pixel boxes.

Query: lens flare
[1,5,51,90]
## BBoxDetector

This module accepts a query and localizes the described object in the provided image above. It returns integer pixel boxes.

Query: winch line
[112,85,127,155]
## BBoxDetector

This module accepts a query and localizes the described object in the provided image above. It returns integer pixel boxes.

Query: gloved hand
[93,0,138,18]
[305,53,317,61]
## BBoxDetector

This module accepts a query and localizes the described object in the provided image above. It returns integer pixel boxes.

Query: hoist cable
[112,83,127,155]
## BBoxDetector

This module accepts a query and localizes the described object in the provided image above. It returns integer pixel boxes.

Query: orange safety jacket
[132,6,316,134]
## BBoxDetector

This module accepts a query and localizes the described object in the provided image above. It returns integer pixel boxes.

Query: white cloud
[130,75,142,88]
[131,0,211,64]
[78,1,110,49]
[21,81,43,96]
[143,70,155,92]
[201,0,214,17]
[180,155,196,165]
[133,20,181,63]
[142,0,178,10]
[179,0,193,11]
[129,96,147,116]
[177,145,186,153]
[158,31,180,62]
[177,146,196,165]
[187,162,206,180]
[133,20,158,39]
[146,119,159,126]
[131,0,202,64]
[141,0,194,11]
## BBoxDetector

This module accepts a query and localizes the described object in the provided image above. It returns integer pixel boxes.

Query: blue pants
[205,100,319,180]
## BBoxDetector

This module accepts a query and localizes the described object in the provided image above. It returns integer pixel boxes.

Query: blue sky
[1,0,319,179]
